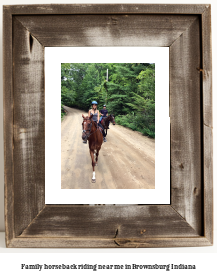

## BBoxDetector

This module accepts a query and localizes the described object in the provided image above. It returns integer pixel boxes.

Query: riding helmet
[92,101,98,105]
[103,104,106,107]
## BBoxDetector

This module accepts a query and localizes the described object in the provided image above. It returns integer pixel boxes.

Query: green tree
[61,63,155,137]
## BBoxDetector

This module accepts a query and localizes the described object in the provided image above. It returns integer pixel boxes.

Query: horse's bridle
[82,119,93,139]
[105,115,115,124]
[110,115,115,124]
[83,118,100,139]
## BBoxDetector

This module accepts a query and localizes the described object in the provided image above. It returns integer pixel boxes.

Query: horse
[82,114,103,183]
[100,114,116,135]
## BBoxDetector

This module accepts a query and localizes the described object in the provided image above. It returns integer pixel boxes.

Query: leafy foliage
[61,63,155,138]
[61,104,66,119]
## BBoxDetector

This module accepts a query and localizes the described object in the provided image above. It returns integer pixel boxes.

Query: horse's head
[82,114,93,140]
[110,114,116,125]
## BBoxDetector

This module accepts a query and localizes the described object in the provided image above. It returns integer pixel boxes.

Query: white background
[0,0,216,276]
[45,47,170,204]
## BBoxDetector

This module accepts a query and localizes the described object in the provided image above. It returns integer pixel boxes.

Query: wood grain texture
[16,15,197,47]
[170,17,202,234]
[3,4,213,248]
[201,6,213,244]
[203,125,213,243]
[20,205,198,238]
[197,6,213,245]
[8,237,212,248]
[12,17,45,237]
[202,6,212,129]
[4,4,207,15]
[3,7,14,247]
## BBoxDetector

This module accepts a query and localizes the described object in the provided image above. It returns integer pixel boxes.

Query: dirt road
[61,107,155,189]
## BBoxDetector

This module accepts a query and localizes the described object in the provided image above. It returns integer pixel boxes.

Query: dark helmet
[103,104,106,107]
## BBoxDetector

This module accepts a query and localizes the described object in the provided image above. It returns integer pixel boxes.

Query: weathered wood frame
[3,4,213,248]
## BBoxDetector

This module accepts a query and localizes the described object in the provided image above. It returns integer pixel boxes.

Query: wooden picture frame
[3,4,213,248]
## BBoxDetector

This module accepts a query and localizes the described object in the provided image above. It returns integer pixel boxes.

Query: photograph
[45,47,169,204]
[61,63,155,188]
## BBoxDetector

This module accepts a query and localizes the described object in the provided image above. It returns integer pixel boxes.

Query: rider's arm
[88,110,90,117]
[97,110,99,123]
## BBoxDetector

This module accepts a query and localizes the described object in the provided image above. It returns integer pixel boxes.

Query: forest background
[61,63,155,138]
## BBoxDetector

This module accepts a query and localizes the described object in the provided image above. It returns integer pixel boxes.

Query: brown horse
[82,114,103,182]
[101,114,116,135]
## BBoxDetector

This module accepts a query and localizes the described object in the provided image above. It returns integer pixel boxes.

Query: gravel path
[61,106,155,189]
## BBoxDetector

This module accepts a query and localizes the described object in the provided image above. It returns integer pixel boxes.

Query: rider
[100,104,109,129]
[83,101,107,143]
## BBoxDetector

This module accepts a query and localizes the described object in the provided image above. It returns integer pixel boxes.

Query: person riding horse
[100,104,110,129]
[83,101,107,143]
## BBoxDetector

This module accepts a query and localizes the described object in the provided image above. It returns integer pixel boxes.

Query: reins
[103,115,115,125]
[83,118,100,139]
[89,121,100,137]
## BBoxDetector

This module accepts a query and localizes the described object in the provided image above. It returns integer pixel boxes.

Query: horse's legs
[90,150,96,183]
[95,149,99,166]
[105,128,107,136]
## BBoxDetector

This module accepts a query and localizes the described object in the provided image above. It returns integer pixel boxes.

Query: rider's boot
[102,130,107,142]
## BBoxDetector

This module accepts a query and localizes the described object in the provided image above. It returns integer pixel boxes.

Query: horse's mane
[86,117,97,129]
[92,120,97,129]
